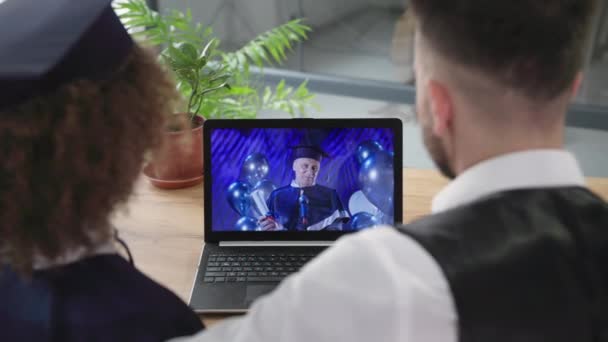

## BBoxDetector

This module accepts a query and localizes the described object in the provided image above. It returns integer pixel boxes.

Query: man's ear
[428,80,454,136]
[570,72,583,99]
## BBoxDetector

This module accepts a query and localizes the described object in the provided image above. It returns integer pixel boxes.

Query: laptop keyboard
[203,253,317,283]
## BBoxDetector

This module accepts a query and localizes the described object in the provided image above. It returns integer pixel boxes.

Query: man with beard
[176,0,607,341]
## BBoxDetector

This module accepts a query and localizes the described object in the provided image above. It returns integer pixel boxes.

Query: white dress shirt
[175,149,585,342]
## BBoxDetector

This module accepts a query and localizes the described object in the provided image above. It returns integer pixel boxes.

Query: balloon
[226,181,251,216]
[358,150,394,215]
[240,153,270,186]
[355,140,384,165]
[249,179,277,218]
[375,210,394,225]
[348,190,378,216]
[234,216,258,231]
[350,212,380,230]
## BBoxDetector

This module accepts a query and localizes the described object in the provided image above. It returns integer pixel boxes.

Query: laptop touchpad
[246,285,275,305]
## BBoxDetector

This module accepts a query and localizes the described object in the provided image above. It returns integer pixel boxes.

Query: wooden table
[111,168,608,326]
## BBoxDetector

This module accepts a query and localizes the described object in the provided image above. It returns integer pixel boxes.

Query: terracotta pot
[143,114,204,189]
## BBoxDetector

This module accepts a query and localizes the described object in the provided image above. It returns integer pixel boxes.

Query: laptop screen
[209,126,398,233]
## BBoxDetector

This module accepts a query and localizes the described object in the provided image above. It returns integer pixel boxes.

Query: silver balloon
[350,212,379,230]
[234,216,258,231]
[358,150,394,215]
[240,153,270,186]
[249,179,277,218]
[348,190,378,216]
[253,180,277,201]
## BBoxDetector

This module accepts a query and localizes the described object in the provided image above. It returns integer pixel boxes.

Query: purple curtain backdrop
[210,128,395,231]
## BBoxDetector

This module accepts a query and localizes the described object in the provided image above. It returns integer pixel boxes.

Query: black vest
[397,187,608,342]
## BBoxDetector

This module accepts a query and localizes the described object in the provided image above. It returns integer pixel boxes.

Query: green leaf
[209,73,231,83]
[200,39,216,59]
[197,56,208,69]
[253,44,271,65]
[177,42,199,61]
[114,2,138,11]
[167,45,193,68]
[245,46,263,67]
[295,80,309,98]
[275,80,286,98]
[229,86,256,96]
[121,18,151,28]
[172,20,190,32]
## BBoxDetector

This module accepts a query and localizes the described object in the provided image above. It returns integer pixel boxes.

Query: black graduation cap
[291,145,330,162]
[0,0,133,110]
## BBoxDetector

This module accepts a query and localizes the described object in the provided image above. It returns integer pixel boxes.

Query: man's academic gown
[267,184,349,231]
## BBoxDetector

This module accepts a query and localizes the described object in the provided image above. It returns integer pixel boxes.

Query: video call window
[211,128,396,232]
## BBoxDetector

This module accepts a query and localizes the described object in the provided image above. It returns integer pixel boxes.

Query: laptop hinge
[219,241,333,247]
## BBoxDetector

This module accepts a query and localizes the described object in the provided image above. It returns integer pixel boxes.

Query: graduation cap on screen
[291,145,330,162]
[0,0,133,110]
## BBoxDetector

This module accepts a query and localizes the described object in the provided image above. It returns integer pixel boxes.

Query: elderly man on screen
[258,145,349,231]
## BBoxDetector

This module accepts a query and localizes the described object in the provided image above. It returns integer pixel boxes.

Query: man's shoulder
[297,227,453,314]
[310,227,442,279]
[398,186,608,261]
[404,186,608,232]
[397,190,534,240]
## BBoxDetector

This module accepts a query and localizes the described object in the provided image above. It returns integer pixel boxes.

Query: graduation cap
[0,0,133,110]
[291,145,330,162]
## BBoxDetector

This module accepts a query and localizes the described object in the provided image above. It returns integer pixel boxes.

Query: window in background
[159,0,608,107]
[580,2,608,107]
[153,0,608,174]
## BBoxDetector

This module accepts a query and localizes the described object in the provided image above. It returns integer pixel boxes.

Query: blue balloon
[226,181,251,216]
[240,153,270,186]
[235,216,258,231]
[351,212,380,230]
[358,150,394,215]
[355,140,384,165]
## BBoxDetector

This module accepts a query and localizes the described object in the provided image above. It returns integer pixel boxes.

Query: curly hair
[0,45,177,274]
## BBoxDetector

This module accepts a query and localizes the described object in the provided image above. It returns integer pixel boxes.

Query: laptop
[190,118,403,313]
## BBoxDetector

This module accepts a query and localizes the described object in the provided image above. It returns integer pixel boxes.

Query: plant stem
[187,72,200,121]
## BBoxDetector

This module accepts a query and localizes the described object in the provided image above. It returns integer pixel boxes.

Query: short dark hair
[411,0,598,99]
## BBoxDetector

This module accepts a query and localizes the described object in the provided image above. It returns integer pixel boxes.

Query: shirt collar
[290,180,316,188]
[432,149,585,213]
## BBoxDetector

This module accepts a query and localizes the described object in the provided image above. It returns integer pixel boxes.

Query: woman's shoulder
[56,254,201,322]
[0,254,203,341]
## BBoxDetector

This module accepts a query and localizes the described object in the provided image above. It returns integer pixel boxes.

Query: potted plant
[116,0,316,188]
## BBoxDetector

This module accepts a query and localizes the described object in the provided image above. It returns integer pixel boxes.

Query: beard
[422,123,456,179]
